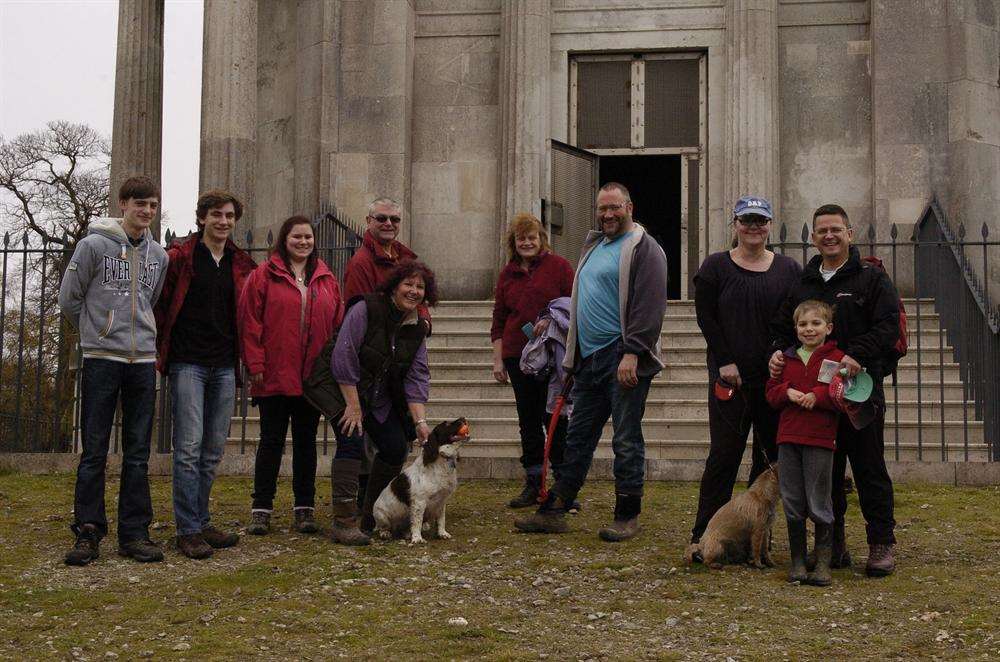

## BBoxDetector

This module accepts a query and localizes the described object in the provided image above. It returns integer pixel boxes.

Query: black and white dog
[373,418,470,544]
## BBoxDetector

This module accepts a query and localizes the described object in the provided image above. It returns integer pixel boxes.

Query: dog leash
[538,376,574,503]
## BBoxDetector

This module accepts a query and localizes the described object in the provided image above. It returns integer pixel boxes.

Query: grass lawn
[0,472,998,660]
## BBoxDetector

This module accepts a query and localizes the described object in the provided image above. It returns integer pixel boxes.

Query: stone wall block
[459,161,499,213]
[411,162,460,214]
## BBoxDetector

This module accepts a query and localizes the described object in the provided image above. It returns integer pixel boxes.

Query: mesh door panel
[645,59,700,148]
[687,157,701,295]
[576,60,631,149]
[551,143,597,269]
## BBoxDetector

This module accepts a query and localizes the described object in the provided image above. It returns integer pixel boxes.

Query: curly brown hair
[377,260,438,307]
[504,213,551,262]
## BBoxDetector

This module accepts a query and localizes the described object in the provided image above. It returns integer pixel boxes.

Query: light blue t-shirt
[576,233,627,358]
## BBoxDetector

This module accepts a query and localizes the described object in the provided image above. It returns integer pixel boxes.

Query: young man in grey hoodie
[515,182,668,541]
[58,176,169,565]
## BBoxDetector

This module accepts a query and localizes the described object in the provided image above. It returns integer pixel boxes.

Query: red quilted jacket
[765,340,844,450]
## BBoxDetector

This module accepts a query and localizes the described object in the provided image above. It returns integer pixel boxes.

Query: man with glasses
[516,182,668,541]
[343,197,418,306]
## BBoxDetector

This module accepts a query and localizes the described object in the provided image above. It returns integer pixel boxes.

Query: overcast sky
[0,0,203,236]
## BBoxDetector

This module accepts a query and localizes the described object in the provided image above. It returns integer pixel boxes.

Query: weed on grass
[0,474,997,660]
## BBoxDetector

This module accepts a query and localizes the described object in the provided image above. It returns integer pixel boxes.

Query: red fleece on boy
[765,340,845,450]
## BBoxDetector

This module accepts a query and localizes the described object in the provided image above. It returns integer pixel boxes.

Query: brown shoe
[201,526,239,549]
[865,543,895,577]
[329,501,371,546]
[598,494,642,542]
[177,533,213,560]
[64,524,101,566]
[514,493,569,534]
[294,508,319,534]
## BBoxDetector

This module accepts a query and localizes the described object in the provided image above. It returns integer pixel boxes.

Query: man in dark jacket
[768,203,899,577]
[154,190,256,559]
[515,182,668,542]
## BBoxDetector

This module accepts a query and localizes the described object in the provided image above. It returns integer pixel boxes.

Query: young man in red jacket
[154,190,256,559]
[766,300,844,587]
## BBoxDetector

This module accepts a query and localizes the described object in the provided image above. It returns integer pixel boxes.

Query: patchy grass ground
[0,473,997,660]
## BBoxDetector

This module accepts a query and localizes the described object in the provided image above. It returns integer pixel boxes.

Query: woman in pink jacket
[239,215,344,535]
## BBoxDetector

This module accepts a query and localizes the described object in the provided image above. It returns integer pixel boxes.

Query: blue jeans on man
[169,363,236,536]
[552,341,652,501]
[73,358,157,542]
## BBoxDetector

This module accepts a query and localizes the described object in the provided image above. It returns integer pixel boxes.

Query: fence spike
[246,229,253,244]
[3,231,9,247]
[982,223,990,239]
[958,223,966,239]
[266,230,274,245]
[21,232,29,247]
[779,223,787,242]
[890,223,898,239]
[867,224,876,241]
[800,224,809,242]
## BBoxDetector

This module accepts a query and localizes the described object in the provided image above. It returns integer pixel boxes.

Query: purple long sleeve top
[330,301,430,423]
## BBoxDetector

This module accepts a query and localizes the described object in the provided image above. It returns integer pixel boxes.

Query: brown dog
[685,466,780,569]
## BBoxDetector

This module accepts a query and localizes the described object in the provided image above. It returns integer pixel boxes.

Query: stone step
[426,379,970,401]
[427,344,958,365]
[429,312,943,334]
[425,361,963,382]
[423,398,981,422]
[426,327,951,350]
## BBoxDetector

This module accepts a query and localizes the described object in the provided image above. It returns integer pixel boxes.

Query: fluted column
[109,0,164,238]
[200,0,258,231]
[499,0,551,236]
[724,0,779,210]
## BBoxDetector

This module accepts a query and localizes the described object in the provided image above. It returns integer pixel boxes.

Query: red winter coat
[154,233,257,379]
[238,253,345,398]
[343,229,418,305]
[491,252,575,359]
[765,341,845,450]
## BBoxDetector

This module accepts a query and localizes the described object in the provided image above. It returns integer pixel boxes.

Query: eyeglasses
[369,214,401,225]
[736,215,770,227]
[596,203,626,215]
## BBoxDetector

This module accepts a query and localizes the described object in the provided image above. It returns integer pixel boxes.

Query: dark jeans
[333,410,409,466]
[552,342,651,500]
[503,357,567,474]
[252,396,320,511]
[690,382,778,542]
[832,387,896,544]
[73,358,156,542]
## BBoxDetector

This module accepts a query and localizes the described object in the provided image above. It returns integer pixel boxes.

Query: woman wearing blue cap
[688,195,802,552]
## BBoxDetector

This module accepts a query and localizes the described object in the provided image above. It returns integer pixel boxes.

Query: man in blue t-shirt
[516,182,668,541]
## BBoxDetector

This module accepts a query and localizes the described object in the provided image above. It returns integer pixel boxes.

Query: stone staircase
[229,298,991,463]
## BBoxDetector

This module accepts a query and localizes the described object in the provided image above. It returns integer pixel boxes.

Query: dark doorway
[599,155,682,299]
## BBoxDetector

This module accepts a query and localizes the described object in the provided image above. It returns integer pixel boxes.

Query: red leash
[538,377,573,502]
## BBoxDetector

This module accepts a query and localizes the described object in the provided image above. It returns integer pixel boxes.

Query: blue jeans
[73,358,156,542]
[169,363,236,536]
[552,342,652,500]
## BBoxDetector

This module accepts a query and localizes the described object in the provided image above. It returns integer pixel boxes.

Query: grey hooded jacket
[564,223,668,377]
[58,217,169,363]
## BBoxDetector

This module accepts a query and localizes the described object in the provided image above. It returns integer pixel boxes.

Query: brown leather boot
[514,492,570,534]
[598,494,642,542]
[177,533,213,560]
[865,543,895,577]
[330,458,370,546]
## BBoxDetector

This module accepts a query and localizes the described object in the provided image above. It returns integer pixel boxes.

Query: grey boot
[598,494,642,542]
[807,522,833,586]
[508,466,542,508]
[359,456,403,534]
[786,519,809,583]
[330,458,370,546]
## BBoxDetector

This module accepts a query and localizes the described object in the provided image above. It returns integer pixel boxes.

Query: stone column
[200,0,258,232]
[109,0,164,238]
[499,0,551,238]
[724,0,779,211]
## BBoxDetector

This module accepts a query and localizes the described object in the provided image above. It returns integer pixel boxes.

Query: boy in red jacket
[766,300,844,587]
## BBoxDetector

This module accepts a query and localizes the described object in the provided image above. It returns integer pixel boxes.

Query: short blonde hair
[793,299,833,324]
[504,213,551,261]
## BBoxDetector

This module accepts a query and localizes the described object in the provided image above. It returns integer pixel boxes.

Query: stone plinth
[109,0,164,238]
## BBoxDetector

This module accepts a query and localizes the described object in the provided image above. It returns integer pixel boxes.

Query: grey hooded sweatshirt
[58,217,169,363]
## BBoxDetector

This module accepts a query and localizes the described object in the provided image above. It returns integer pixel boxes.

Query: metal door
[549,140,599,269]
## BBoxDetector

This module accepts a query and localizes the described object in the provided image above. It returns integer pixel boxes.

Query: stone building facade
[110,0,1000,299]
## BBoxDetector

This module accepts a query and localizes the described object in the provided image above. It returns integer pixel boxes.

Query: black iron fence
[1,201,997,462]
[0,205,363,455]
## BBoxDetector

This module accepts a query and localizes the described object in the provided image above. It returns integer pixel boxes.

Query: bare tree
[0,120,110,248]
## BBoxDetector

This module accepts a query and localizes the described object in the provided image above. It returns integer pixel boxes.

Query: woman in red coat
[238,215,344,535]
[491,213,574,508]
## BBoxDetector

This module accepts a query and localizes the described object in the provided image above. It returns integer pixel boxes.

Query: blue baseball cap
[733,195,773,219]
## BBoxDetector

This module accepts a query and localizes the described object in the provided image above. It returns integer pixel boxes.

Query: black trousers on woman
[503,357,567,475]
[252,395,320,511]
[690,383,778,543]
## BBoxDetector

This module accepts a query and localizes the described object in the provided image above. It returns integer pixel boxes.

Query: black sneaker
[508,483,540,509]
[64,524,100,566]
[118,538,164,563]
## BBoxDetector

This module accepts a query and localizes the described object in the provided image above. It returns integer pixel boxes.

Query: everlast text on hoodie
[58,217,169,363]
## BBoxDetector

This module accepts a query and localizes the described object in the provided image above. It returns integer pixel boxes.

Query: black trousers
[504,357,567,472]
[691,383,778,543]
[832,388,896,544]
[252,395,320,510]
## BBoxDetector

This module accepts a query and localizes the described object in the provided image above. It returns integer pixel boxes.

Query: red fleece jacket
[765,340,844,450]
[343,230,418,305]
[491,251,575,359]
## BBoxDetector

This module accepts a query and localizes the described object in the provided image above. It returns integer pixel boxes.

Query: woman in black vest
[325,261,437,545]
